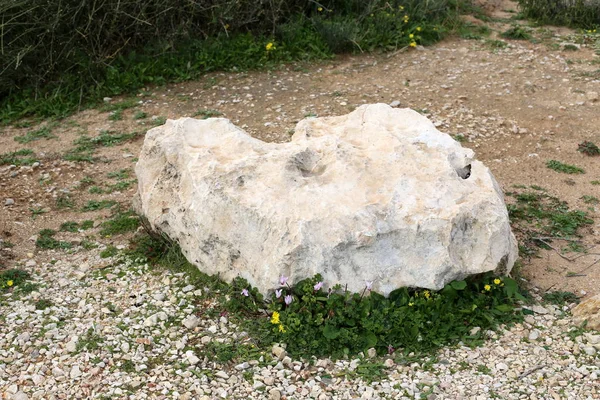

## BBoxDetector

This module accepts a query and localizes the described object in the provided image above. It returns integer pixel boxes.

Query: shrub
[518,0,600,28]
[1,0,460,122]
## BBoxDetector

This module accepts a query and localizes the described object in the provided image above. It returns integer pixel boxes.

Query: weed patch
[546,160,585,174]
[60,220,94,232]
[193,109,223,119]
[99,211,140,236]
[0,149,37,166]
[82,200,117,212]
[578,141,600,156]
[35,229,72,250]
[14,125,57,144]
[501,25,532,40]
[518,0,600,28]
[506,188,593,257]
[127,230,526,360]
[0,269,31,291]
[543,291,579,306]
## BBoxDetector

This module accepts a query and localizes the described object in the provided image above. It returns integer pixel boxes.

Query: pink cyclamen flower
[275,289,283,299]
[365,281,373,291]
[241,288,249,297]
[284,295,293,305]
[279,275,289,286]
[314,281,324,291]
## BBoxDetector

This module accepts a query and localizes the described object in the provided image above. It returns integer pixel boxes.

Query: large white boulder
[134,104,517,296]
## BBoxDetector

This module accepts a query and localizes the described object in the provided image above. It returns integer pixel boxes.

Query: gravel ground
[1,246,599,400]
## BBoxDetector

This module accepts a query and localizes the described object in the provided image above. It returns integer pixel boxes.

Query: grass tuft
[546,160,584,174]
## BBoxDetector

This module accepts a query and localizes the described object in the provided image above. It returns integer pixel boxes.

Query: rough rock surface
[134,104,517,295]
[573,294,600,331]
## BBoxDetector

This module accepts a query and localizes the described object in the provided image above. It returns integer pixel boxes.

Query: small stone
[144,314,158,327]
[65,339,78,353]
[264,376,275,386]
[389,100,401,108]
[532,305,548,314]
[269,389,281,400]
[215,370,229,379]
[31,374,44,385]
[121,342,130,353]
[52,367,64,377]
[186,350,200,365]
[201,335,211,344]
[183,315,200,329]
[13,392,29,400]
[524,315,535,325]
[272,345,286,360]
[582,346,596,356]
[70,365,82,379]
[182,285,195,293]
[235,362,250,370]
[207,325,218,334]
[529,329,540,341]
[103,97,112,103]
[253,381,265,390]
[496,362,509,371]
[367,347,377,358]
[470,327,481,335]
[383,359,395,368]
[4,198,14,206]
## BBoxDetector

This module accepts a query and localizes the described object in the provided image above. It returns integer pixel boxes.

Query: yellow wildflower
[410,42,417,48]
[278,324,286,333]
[408,302,414,307]
[399,6,404,10]
[404,15,409,23]
[409,34,414,39]
[266,42,274,51]
[416,27,421,32]
[7,280,13,287]
[318,7,323,12]
[224,24,230,30]
[423,290,430,299]
[270,311,280,324]
[484,284,491,291]
[494,278,501,285]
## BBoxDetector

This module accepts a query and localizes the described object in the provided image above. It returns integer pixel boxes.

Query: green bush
[1,0,461,122]
[518,0,600,28]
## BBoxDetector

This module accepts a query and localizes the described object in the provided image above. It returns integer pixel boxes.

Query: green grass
[107,169,130,180]
[14,125,57,144]
[100,99,138,113]
[193,109,224,119]
[133,111,148,120]
[518,0,600,28]
[501,25,532,40]
[99,211,140,236]
[60,220,94,232]
[581,195,599,204]
[64,131,142,163]
[578,141,600,156]
[35,229,72,250]
[35,298,53,310]
[82,200,117,212]
[546,160,585,174]
[0,149,37,166]
[1,269,31,291]
[55,193,75,209]
[506,188,593,257]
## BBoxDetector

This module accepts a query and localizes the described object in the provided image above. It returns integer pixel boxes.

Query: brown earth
[1,1,599,298]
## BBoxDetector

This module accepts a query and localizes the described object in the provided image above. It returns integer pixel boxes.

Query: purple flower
[279,275,289,286]
[365,280,373,291]
[241,288,249,297]
[314,281,324,291]
[284,295,293,305]
[275,289,282,299]
[387,344,395,354]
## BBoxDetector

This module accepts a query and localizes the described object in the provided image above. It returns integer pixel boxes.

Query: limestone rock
[572,294,600,331]
[134,104,517,296]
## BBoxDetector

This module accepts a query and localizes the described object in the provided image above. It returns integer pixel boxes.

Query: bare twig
[519,364,545,379]
[535,238,577,262]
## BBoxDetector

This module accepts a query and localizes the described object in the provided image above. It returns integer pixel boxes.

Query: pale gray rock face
[134,104,517,296]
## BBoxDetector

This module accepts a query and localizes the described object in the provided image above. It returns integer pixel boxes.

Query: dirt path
[1,2,599,298]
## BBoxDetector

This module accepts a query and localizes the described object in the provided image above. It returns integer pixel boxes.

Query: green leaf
[323,324,341,340]
[495,304,513,313]
[450,280,467,290]
[503,277,518,298]
[363,331,377,348]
